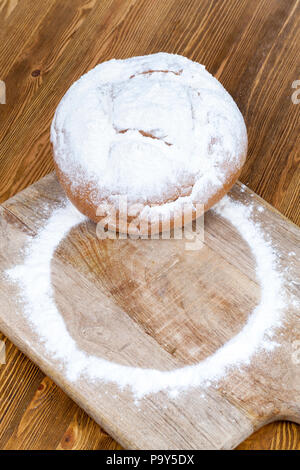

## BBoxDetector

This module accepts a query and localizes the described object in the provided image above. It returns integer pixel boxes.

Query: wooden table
[0,0,299,450]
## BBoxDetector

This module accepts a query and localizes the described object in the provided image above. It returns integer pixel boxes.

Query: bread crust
[51,54,247,235]
[54,156,246,236]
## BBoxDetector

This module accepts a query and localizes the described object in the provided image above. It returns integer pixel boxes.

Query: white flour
[6,194,287,398]
[51,53,247,212]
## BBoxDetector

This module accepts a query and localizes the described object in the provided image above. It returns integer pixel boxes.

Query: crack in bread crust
[115,127,173,146]
[129,69,183,79]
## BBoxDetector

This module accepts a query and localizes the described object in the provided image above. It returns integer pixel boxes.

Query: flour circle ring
[51,53,247,235]
[7,196,285,399]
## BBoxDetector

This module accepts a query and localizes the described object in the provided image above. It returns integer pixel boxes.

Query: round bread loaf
[51,53,247,235]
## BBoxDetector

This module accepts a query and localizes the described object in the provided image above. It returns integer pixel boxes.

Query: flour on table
[6,195,289,398]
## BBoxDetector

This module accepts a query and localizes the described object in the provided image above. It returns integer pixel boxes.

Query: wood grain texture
[0,0,299,450]
[0,174,299,449]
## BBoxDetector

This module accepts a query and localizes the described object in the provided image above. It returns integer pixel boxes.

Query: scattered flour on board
[6,195,290,399]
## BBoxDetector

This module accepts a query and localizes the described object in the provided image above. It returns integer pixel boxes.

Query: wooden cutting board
[0,173,299,450]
